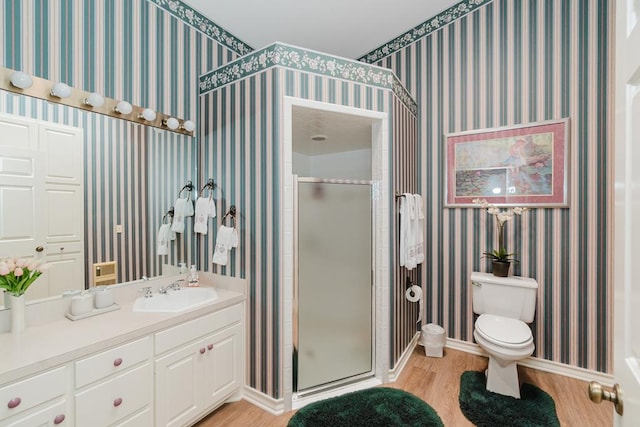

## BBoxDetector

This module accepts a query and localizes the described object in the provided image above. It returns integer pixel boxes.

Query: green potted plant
[473,199,529,277]
[0,258,49,333]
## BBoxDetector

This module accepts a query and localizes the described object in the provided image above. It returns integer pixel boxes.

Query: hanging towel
[208,196,217,217]
[184,195,194,217]
[212,225,239,266]
[414,194,425,265]
[194,198,211,234]
[171,198,187,233]
[400,193,415,269]
[157,224,172,255]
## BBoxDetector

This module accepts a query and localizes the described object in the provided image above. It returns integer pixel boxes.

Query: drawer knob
[113,358,123,367]
[113,397,123,407]
[54,414,66,425]
[207,344,213,351]
[7,397,21,409]
[199,347,206,354]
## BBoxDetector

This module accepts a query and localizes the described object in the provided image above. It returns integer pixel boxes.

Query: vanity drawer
[0,366,67,420]
[75,362,152,426]
[155,303,241,354]
[75,336,151,388]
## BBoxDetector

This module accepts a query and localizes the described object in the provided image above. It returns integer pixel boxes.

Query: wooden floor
[196,347,612,426]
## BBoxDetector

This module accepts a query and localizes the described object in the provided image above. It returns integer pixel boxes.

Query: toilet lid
[475,314,532,345]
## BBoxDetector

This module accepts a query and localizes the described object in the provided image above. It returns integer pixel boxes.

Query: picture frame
[444,118,570,207]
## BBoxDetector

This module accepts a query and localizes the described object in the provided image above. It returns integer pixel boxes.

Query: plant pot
[491,261,510,277]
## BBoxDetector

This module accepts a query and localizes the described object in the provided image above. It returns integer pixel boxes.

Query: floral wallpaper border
[358,0,493,63]
[199,43,418,115]
[150,0,253,56]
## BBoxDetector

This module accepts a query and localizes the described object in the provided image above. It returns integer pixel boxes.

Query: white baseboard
[242,386,285,415]
[446,338,614,386]
[388,332,421,382]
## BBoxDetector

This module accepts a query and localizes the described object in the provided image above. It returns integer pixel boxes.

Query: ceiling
[183,0,459,59]
[292,106,373,156]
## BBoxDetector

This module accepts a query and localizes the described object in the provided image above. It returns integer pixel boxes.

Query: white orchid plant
[473,198,529,263]
[0,258,50,297]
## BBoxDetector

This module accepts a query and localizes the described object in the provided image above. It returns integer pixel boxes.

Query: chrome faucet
[158,279,185,294]
[139,287,153,298]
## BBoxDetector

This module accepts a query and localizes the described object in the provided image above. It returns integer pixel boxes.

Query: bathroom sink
[133,287,219,313]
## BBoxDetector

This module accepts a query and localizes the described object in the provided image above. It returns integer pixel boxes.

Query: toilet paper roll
[405,285,423,323]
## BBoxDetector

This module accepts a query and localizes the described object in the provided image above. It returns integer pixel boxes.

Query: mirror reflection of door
[0,113,84,300]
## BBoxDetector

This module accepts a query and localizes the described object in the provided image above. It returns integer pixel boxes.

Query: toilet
[471,271,538,398]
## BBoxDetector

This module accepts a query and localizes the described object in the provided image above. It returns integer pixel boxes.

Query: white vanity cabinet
[0,366,70,426]
[74,337,153,426]
[154,303,243,427]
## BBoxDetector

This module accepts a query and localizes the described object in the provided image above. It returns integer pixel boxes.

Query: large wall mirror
[0,89,197,304]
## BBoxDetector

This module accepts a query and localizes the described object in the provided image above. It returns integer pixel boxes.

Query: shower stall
[294,177,374,394]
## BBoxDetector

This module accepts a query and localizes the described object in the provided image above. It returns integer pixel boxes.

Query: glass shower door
[295,178,373,392]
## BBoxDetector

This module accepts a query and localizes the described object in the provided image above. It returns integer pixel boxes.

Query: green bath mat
[287,387,444,427]
[459,371,560,427]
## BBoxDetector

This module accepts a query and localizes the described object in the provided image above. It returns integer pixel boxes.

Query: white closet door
[0,114,44,259]
[38,123,84,297]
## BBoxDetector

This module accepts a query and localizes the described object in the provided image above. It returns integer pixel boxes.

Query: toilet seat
[475,314,532,349]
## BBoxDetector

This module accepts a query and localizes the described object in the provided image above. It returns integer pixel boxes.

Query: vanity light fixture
[114,100,133,114]
[9,71,33,89]
[50,82,72,98]
[163,117,180,130]
[139,108,157,122]
[84,92,105,108]
[182,120,196,132]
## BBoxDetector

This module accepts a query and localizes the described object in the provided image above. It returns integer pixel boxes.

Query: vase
[491,261,510,277]
[10,294,26,334]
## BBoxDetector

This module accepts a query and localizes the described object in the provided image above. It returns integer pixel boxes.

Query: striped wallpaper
[199,65,419,397]
[0,0,239,284]
[391,95,420,366]
[372,0,613,373]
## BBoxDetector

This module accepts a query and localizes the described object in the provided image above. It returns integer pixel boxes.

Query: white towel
[399,193,413,269]
[194,198,211,234]
[184,195,194,217]
[413,194,425,265]
[171,198,187,233]
[208,196,217,217]
[157,224,171,255]
[212,225,239,266]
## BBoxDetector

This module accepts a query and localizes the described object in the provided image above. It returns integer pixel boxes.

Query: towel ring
[199,179,216,198]
[221,205,237,228]
[178,181,194,198]
[162,207,175,224]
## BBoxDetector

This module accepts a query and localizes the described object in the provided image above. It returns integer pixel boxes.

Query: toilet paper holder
[406,276,417,297]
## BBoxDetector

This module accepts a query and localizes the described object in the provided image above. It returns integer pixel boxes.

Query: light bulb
[164,117,179,130]
[84,92,105,108]
[182,120,196,132]
[51,82,72,98]
[114,100,133,114]
[9,71,33,89]
[140,108,156,121]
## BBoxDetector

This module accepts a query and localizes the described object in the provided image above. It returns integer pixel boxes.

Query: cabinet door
[155,341,204,427]
[202,324,243,408]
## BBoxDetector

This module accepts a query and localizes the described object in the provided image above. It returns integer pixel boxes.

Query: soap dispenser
[188,265,199,287]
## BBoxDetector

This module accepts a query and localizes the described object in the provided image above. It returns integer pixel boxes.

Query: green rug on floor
[287,387,444,427]
[459,371,561,427]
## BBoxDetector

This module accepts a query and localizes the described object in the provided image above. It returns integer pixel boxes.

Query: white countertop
[0,280,245,385]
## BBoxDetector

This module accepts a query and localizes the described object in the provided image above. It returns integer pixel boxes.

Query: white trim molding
[446,338,614,387]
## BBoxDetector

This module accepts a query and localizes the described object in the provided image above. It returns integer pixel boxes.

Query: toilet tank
[471,272,539,323]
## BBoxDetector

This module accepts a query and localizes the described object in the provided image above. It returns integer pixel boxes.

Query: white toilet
[471,271,538,398]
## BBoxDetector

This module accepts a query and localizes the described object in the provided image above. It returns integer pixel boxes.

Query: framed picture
[444,118,570,207]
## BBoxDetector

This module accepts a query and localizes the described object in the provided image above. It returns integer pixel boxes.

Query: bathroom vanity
[0,276,245,426]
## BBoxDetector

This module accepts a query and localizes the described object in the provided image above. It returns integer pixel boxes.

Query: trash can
[421,323,446,358]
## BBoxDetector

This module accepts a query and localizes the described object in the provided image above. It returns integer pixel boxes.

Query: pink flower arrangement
[0,258,50,297]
